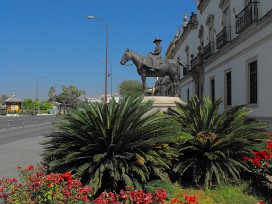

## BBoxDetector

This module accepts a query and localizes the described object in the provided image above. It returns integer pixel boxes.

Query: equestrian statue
[120,38,184,96]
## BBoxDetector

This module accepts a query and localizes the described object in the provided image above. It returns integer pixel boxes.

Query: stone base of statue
[142,96,186,113]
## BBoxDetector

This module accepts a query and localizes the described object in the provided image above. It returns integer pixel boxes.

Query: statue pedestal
[142,96,186,112]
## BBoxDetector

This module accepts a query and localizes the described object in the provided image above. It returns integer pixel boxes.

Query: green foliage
[0,95,8,105]
[168,96,268,188]
[42,96,181,195]
[118,80,143,97]
[33,99,39,110]
[0,109,6,115]
[206,183,262,204]
[22,98,35,110]
[145,180,182,200]
[48,86,56,99]
[169,182,262,204]
[40,101,53,110]
[48,85,86,108]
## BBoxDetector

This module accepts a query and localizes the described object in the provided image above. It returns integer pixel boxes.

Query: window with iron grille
[210,78,215,103]
[225,71,232,106]
[249,61,257,104]
[187,88,190,103]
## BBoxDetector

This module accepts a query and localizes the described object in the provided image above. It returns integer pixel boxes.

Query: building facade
[164,0,272,130]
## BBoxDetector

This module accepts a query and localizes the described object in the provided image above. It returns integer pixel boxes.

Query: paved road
[0,124,54,145]
[0,124,54,179]
[0,115,56,129]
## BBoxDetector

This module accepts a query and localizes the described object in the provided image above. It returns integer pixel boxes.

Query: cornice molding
[164,41,175,59]
[179,75,193,88]
[173,22,198,56]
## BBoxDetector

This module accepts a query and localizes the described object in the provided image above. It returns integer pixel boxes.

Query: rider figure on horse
[143,38,163,71]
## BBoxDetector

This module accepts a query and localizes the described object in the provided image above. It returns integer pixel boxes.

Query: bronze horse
[120,49,183,96]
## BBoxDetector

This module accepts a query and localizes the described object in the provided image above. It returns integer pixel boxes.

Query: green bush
[0,109,6,115]
[42,97,183,195]
[168,96,268,188]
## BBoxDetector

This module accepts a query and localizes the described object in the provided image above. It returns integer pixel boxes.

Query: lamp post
[35,76,47,101]
[87,15,108,102]
[101,60,112,97]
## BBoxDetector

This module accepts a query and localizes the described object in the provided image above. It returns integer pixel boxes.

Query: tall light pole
[87,15,108,102]
[101,60,112,97]
[35,76,47,101]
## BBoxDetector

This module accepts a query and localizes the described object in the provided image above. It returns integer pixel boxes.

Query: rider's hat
[153,38,162,43]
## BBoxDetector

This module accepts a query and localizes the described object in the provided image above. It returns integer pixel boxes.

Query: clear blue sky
[0,0,196,101]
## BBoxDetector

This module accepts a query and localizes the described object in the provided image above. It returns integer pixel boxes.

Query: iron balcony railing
[216,26,231,49]
[203,42,214,60]
[235,1,259,34]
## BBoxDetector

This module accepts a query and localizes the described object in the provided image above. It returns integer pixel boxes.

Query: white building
[164,0,272,130]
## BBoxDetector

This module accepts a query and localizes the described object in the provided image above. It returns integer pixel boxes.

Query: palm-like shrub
[42,97,180,195]
[168,96,267,188]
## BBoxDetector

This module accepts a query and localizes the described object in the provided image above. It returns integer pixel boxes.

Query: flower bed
[0,165,200,204]
[243,133,272,176]
[0,165,266,204]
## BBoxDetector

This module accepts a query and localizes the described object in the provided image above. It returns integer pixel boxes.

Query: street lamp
[35,76,47,101]
[101,60,112,97]
[87,15,109,102]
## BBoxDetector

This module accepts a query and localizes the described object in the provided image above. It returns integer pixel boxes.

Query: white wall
[174,0,272,119]
[179,78,194,103]
[203,20,272,116]
[259,0,272,18]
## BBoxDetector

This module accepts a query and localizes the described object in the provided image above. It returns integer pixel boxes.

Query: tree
[48,85,86,107]
[0,95,8,105]
[42,96,181,195]
[22,98,35,110]
[33,100,39,110]
[118,80,143,97]
[167,96,268,188]
[48,86,56,99]
[40,101,52,110]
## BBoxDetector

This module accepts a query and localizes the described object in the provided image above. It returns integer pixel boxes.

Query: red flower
[243,156,252,162]
[266,141,272,149]
[185,195,196,202]
[252,156,262,167]
[65,190,70,196]
[27,165,34,171]
[62,172,72,181]
[82,195,88,201]
[257,202,265,204]
[171,198,179,203]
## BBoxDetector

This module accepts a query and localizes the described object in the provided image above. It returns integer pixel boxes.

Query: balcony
[235,2,259,34]
[203,42,214,60]
[216,26,231,49]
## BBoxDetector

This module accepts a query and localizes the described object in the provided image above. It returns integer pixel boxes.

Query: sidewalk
[0,136,44,179]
